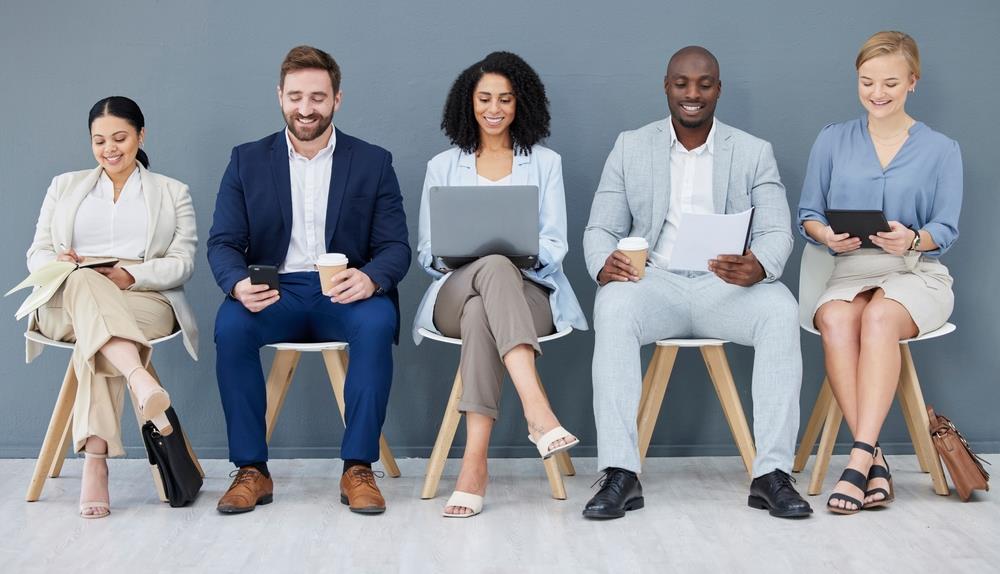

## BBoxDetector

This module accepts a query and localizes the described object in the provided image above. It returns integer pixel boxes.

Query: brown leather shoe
[339,466,386,514]
[217,467,274,514]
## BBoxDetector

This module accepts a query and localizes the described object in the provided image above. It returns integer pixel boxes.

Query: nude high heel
[125,366,172,435]
[79,451,110,519]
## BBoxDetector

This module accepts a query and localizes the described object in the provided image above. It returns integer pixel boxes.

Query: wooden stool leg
[808,397,843,496]
[534,378,575,476]
[26,361,78,502]
[421,370,464,499]
[49,414,74,478]
[794,378,833,472]
[322,350,401,478]
[265,350,301,443]
[897,345,949,496]
[126,377,167,502]
[897,373,930,473]
[543,455,567,500]
[638,346,678,463]
[702,345,756,477]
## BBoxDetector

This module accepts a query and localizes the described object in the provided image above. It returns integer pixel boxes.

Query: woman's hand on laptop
[325,269,377,304]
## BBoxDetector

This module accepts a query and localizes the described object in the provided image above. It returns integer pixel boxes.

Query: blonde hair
[856,31,921,79]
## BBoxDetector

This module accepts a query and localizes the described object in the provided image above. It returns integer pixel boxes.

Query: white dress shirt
[72,167,147,259]
[280,127,336,273]
[477,173,512,186]
[649,119,716,269]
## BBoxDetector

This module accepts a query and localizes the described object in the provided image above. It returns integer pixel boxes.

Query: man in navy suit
[208,46,410,515]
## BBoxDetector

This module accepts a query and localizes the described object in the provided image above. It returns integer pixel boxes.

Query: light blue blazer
[413,145,588,344]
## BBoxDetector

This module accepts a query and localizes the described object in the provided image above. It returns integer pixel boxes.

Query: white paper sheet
[668,208,755,272]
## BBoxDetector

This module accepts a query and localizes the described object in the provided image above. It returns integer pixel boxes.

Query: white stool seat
[655,338,728,347]
[25,329,181,351]
[417,327,573,346]
[266,341,348,352]
[801,322,956,343]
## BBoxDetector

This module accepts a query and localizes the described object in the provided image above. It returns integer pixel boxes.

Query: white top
[280,127,337,274]
[650,119,716,269]
[477,173,512,185]
[72,167,147,258]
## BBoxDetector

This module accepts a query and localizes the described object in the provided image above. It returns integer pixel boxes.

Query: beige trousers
[433,255,553,418]
[35,266,175,456]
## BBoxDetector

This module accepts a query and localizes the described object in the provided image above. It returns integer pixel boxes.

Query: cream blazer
[25,164,199,361]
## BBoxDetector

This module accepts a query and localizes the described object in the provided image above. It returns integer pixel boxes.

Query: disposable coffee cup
[317,253,349,293]
[617,237,649,278]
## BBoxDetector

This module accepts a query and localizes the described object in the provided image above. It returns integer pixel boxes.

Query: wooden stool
[792,326,954,495]
[24,330,204,503]
[418,328,576,500]
[792,243,950,496]
[637,338,756,477]
[263,341,400,477]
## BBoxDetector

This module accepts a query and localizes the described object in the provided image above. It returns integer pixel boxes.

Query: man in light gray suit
[582,47,811,520]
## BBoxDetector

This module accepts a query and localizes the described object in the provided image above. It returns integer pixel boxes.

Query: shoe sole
[582,496,644,519]
[747,495,813,518]
[217,494,273,515]
[340,494,386,515]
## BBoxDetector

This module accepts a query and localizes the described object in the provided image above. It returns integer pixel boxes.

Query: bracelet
[908,227,922,252]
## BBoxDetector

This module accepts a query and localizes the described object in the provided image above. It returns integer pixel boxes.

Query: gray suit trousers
[592,266,801,478]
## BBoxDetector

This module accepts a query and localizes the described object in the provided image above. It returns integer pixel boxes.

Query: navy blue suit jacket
[207,129,411,339]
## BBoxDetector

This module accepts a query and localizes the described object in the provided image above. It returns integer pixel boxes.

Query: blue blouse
[797,116,963,256]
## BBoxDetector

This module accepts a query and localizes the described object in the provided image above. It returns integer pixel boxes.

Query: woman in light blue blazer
[798,32,962,515]
[415,52,587,517]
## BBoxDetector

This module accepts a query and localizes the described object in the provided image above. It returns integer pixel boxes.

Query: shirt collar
[668,117,715,156]
[97,165,141,198]
[285,126,337,161]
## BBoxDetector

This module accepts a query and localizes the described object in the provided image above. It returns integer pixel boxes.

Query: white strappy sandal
[79,451,111,519]
[442,491,484,518]
[528,426,579,459]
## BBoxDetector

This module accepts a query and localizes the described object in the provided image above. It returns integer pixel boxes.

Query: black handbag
[140,407,202,507]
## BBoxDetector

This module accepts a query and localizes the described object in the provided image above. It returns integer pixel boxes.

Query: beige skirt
[813,249,954,336]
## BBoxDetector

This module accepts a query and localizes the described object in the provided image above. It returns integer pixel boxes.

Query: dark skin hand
[708,249,766,286]
[597,250,641,285]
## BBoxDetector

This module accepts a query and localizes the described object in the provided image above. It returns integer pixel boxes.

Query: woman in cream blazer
[415,52,587,517]
[25,96,197,518]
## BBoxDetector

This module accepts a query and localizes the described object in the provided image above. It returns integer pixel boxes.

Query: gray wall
[2,1,997,460]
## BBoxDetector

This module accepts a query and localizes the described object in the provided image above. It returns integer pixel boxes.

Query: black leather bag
[140,407,202,507]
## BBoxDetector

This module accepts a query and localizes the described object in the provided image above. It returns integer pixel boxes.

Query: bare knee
[815,302,860,343]
[860,300,911,342]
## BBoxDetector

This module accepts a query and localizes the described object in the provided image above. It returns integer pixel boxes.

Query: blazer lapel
[270,134,293,236]
[138,165,161,257]
[324,129,352,247]
[56,166,103,249]
[712,122,733,213]
[649,120,670,239]
[512,150,531,187]
[457,150,476,185]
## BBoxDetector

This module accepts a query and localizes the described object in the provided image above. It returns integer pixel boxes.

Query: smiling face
[858,52,916,120]
[279,68,340,142]
[664,51,721,129]
[473,73,516,140]
[90,115,143,178]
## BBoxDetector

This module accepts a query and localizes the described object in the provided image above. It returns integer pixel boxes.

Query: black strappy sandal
[863,443,895,509]
[827,441,876,515]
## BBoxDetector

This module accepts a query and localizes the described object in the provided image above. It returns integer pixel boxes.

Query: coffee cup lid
[617,237,649,251]
[317,253,349,266]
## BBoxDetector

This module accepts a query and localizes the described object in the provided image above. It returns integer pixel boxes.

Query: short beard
[675,115,709,129]
[284,111,333,142]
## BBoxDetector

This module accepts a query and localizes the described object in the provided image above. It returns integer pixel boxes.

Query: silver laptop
[430,185,539,270]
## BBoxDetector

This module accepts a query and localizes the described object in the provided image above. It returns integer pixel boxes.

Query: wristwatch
[908,227,922,252]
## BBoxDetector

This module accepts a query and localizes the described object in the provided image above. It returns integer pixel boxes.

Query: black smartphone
[248,264,280,291]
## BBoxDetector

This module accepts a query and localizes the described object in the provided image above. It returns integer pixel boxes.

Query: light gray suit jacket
[583,118,793,283]
[24,165,199,362]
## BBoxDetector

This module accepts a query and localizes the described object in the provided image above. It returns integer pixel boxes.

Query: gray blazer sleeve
[583,133,633,282]
[748,141,793,282]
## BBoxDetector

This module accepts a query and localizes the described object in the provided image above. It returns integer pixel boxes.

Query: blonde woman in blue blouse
[798,31,962,515]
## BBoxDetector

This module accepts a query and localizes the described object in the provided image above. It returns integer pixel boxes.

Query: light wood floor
[2,455,997,573]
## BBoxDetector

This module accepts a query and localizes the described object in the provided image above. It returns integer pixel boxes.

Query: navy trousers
[214,272,397,467]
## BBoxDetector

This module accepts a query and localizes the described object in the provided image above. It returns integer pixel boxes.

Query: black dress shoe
[748,469,813,518]
[582,468,644,520]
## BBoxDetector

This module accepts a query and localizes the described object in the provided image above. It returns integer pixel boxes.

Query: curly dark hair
[441,51,551,155]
